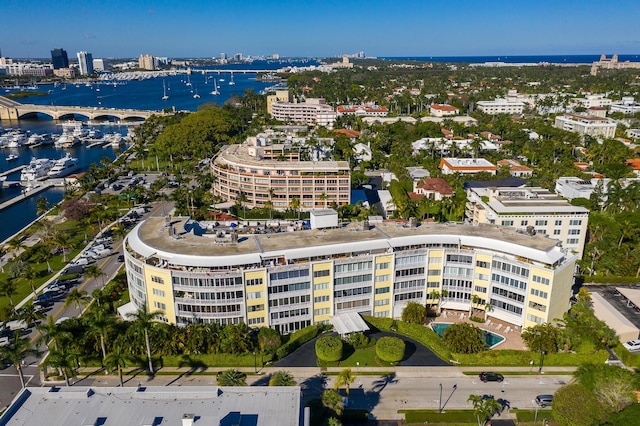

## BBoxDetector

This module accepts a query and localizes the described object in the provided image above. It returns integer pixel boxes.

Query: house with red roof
[413,178,455,201]
[430,104,459,117]
[497,159,533,178]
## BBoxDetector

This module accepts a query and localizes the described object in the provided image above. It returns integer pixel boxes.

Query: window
[474,285,487,293]
[429,257,442,264]
[501,220,514,226]
[568,229,580,235]
[554,220,562,226]
[247,291,264,299]
[527,313,543,324]
[335,274,372,286]
[314,295,330,303]
[374,311,389,317]
[375,287,390,294]
[152,288,165,297]
[314,282,329,291]
[446,254,473,264]
[248,304,264,312]
[151,275,164,284]
[428,269,441,276]
[532,275,550,285]
[475,273,489,281]
[154,301,166,311]
[567,238,579,245]
[528,301,547,312]
[269,269,310,281]
[335,261,372,273]
[246,278,264,286]
[530,288,548,299]
[521,220,528,226]
[374,299,389,306]
[376,262,391,270]
[375,274,390,282]
[396,267,424,277]
[535,220,547,226]
[314,308,330,316]
[248,317,265,325]
[313,269,330,278]
[427,281,440,288]
[476,260,489,268]
[553,229,561,235]
[570,219,582,226]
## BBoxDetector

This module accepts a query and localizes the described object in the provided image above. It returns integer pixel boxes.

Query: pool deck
[427,309,526,350]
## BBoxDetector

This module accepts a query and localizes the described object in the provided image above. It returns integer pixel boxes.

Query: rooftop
[0,386,302,426]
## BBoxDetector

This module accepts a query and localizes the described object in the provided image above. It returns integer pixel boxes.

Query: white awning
[330,312,370,336]
[117,301,138,321]
[616,287,640,308]
[591,292,639,342]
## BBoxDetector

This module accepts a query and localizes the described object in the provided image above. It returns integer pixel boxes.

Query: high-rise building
[77,51,94,75]
[92,58,109,72]
[138,54,156,70]
[220,52,227,60]
[51,48,69,69]
[233,52,243,62]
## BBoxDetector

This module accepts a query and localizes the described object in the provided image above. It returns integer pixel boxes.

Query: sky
[1,0,639,59]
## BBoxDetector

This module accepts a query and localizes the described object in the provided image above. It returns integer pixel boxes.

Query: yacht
[193,87,201,99]
[20,158,56,181]
[47,153,79,178]
[104,132,124,147]
[6,154,19,162]
[25,133,52,147]
[88,128,103,139]
[61,121,89,139]
[2,130,27,148]
[55,133,80,148]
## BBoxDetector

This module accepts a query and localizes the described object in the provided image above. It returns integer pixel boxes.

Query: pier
[0,182,54,210]
[0,164,27,178]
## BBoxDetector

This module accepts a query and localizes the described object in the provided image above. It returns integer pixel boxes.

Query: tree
[321,389,345,417]
[36,316,71,351]
[573,363,639,414]
[375,336,405,363]
[467,394,501,426]
[401,301,426,324]
[553,383,607,426]
[88,308,115,361]
[269,370,297,386]
[0,280,18,309]
[85,264,106,288]
[16,303,45,327]
[104,346,130,387]
[127,305,164,374]
[315,336,343,362]
[334,368,356,396]
[289,197,301,219]
[442,323,485,354]
[257,327,281,353]
[0,331,39,388]
[36,196,50,216]
[64,288,91,311]
[217,369,247,386]
[522,323,562,353]
[43,349,77,386]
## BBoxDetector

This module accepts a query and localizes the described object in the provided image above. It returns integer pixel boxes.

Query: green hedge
[582,276,640,284]
[400,409,477,423]
[376,336,405,363]
[453,349,609,366]
[612,343,640,368]
[276,324,321,359]
[364,316,451,362]
[315,336,343,362]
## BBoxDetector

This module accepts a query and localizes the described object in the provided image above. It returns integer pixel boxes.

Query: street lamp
[253,350,257,374]
[538,350,547,374]
[438,383,443,413]
[439,383,457,413]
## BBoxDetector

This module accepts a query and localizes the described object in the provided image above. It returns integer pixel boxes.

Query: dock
[0,182,55,210]
[0,165,27,178]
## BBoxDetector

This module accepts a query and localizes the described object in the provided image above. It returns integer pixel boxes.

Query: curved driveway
[275,331,449,368]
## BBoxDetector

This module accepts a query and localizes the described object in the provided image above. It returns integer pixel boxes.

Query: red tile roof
[431,104,459,111]
[626,158,640,170]
[416,178,455,195]
[334,129,361,138]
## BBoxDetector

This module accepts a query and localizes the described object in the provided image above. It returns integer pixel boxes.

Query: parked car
[36,292,53,304]
[535,394,554,407]
[0,336,9,347]
[623,339,640,352]
[5,319,28,331]
[62,264,85,275]
[479,372,504,382]
[43,282,64,294]
[117,254,125,262]
[33,299,53,309]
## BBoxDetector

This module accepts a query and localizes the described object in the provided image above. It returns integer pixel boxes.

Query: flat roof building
[476,98,524,115]
[271,98,337,129]
[430,104,459,117]
[439,158,497,175]
[554,113,617,138]
[466,185,589,258]
[0,386,303,426]
[124,217,577,332]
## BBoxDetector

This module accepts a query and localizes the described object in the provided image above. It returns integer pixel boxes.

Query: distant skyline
[2,0,639,59]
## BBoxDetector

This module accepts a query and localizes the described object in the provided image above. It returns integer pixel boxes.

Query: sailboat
[193,87,200,99]
[185,74,192,87]
[229,73,235,85]
[162,80,169,100]
[210,79,220,95]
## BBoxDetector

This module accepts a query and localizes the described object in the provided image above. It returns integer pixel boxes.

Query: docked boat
[210,79,220,95]
[20,158,56,181]
[104,132,124,147]
[25,133,52,147]
[47,153,79,178]
[61,121,89,139]
[87,128,103,139]
[6,154,19,162]
[1,130,27,148]
[55,133,80,148]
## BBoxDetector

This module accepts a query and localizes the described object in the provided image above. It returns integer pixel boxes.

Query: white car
[623,339,640,352]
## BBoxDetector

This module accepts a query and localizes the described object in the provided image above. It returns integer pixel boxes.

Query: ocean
[380,54,640,64]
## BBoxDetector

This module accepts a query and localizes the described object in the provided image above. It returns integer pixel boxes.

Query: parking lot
[587,284,640,329]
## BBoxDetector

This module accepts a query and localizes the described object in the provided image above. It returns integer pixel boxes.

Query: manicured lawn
[453,349,609,366]
[512,409,557,425]
[399,409,477,424]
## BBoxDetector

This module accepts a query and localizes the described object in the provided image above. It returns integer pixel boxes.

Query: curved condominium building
[124,217,577,334]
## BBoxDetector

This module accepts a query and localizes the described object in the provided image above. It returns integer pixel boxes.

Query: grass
[512,409,558,425]
[453,349,609,366]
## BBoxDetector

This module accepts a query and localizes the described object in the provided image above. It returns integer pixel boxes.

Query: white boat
[210,79,220,95]
[104,132,124,147]
[88,128,103,139]
[47,153,79,178]
[55,133,80,148]
[61,121,89,138]
[6,154,19,162]
[20,158,56,181]
[2,130,27,148]
[162,79,169,101]
[229,74,235,85]
[193,87,200,99]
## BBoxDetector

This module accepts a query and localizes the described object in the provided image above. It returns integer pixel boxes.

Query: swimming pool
[430,322,505,349]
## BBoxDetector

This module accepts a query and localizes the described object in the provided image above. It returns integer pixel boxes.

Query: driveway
[275,331,449,368]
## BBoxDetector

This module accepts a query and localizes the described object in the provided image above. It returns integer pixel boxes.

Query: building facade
[270,98,337,129]
[336,104,388,117]
[50,48,69,69]
[138,54,156,70]
[76,51,94,75]
[210,138,351,210]
[430,104,459,117]
[476,98,525,115]
[554,113,617,138]
[124,219,577,333]
[465,186,589,258]
[439,158,497,175]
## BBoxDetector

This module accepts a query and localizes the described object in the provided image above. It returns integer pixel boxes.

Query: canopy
[330,312,370,337]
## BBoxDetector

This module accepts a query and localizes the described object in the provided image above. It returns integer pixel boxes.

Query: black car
[117,254,125,262]
[479,372,504,382]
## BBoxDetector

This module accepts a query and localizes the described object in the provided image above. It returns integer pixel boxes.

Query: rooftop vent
[182,413,195,426]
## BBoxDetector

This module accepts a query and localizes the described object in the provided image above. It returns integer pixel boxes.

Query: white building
[466,185,589,258]
[76,51,93,75]
[610,97,640,115]
[439,158,497,175]
[429,104,459,117]
[570,94,612,109]
[476,98,525,115]
[271,98,337,129]
[337,104,388,117]
[497,159,533,178]
[554,113,617,138]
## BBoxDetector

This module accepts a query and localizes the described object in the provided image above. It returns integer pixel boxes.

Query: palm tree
[319,192,329,208]
[0,279,18,309]
[468,394,502,426]
[53,232,71,262]
[85,264,106,288]
[43,349,77,387]
[6,237,23,259]
[269,370,297,386]
[88,308,115,361]
[0,331,39,388]
[483,303,493,321]
[64,288,91,311]
[104,346,130,386]
[127,305,164,374]
[217,369,247,386]
[334,368,356,396]
[470,294,480,317]
[36,316,71,351]
[322,389,345,417]
[16,303,45,327]
[289,197,301,219]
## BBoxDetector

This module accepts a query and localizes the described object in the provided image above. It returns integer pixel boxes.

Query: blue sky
[2,0,639,59]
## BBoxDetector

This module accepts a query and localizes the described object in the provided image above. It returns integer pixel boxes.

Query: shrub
[344,332,369,349]
[276,325,320,359]
[258,327,281,353]
[442,322,485,354]
[376,336,405,363]
[553,383,607,426]
[401,301,426,324]
[316,336,343,362]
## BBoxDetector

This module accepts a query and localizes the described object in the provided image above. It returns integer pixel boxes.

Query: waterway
[0,59,317,242]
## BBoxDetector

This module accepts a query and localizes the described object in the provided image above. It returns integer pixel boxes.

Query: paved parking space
[587,284,640,329]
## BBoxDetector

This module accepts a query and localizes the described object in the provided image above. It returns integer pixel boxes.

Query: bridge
[0,96,163,121]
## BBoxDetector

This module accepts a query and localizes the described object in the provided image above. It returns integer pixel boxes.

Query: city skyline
[1,0,640,59]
